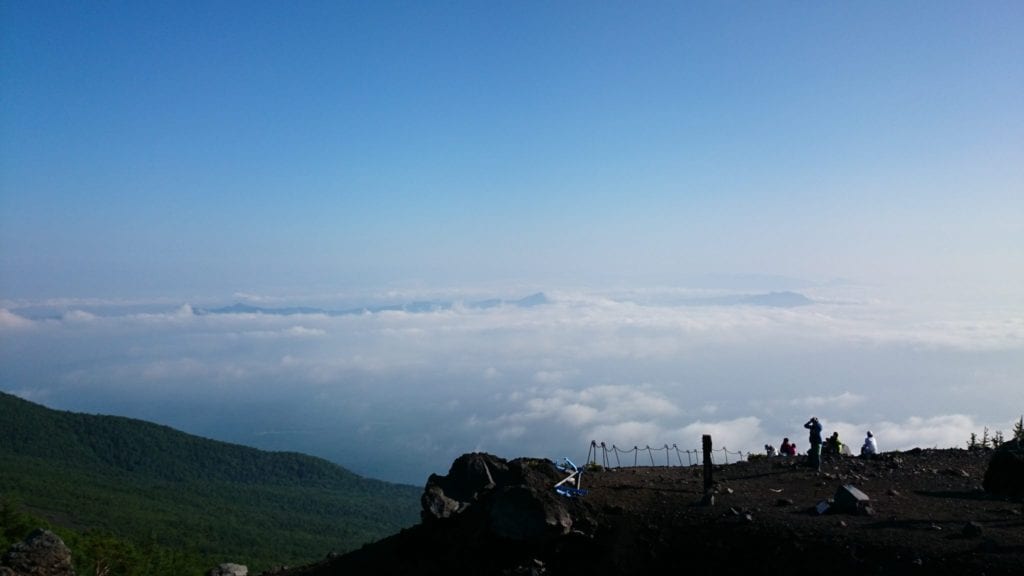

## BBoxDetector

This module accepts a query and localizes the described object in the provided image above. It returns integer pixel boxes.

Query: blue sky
[2,2,1023,483]
[3,1,1021,297]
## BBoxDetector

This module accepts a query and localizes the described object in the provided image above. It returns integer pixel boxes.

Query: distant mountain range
[5,290,816,324]
[680,290,814,308]
[195,290,812,317]
[195,292,551,316]
[0,391,420,574]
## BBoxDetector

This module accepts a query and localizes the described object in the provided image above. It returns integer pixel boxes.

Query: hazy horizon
[2,3,1022,483]
[3,282,1022,483]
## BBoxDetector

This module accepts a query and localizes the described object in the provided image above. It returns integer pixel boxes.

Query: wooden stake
[702,434,713,493]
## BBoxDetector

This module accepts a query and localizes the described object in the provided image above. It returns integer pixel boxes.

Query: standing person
[861,431,878,456]
[805,417,823,471]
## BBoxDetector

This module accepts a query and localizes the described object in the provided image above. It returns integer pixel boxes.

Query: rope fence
[585,440,751,469]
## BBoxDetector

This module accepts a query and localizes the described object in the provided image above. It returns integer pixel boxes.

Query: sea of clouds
[2,286,1022,484]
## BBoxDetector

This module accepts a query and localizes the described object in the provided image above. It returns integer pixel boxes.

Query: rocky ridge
[279,446,1023,576]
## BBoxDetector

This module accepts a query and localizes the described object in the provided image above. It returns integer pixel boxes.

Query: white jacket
[861,435,878,455]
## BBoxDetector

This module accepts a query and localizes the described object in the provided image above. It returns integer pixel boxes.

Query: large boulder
[421,485,463,520]
[983,439,1024,498]
[420,452,573,541]
[489,485,572,540]
[1,529,75,576]
[421,452,510,521]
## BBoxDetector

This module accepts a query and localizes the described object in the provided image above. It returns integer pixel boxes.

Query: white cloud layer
[1,287,1022,483]
[0,309,34,329]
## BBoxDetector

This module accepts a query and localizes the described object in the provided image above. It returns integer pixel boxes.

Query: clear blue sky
[2,1,1022,299]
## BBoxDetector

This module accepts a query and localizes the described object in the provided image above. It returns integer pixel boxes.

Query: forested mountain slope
[0,391,420,574]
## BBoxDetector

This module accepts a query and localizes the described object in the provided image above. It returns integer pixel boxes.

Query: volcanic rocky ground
[275,446,1023,576]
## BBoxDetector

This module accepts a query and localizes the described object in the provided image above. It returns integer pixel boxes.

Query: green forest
[0,391,421,575]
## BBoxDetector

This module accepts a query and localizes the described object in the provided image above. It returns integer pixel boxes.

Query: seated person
[861,431,878,456]
[779,437,796,456]
[824,432,843,456]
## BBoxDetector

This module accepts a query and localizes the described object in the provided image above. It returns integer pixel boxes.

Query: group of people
[764,417,879,471]
[765,437,799,457]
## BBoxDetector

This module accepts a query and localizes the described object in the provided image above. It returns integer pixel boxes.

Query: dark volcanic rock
[420,453,572,540]
[275,449,1024,576]
[1,529,75,576]
[489,485,571,540]
[421,452,509,521]
[983,439,1024,498]
[832,484,870,514]
[421,484,463,520]
[961,521,984,538]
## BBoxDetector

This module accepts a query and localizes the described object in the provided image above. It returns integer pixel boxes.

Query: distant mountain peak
[514,292,549,307]
[741,291,814,307]
[678,290,814,308]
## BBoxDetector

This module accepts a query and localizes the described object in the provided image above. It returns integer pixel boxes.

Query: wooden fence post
[702,434,713,494]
